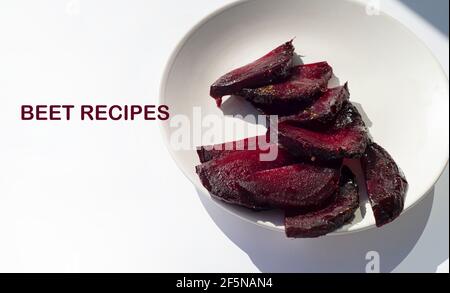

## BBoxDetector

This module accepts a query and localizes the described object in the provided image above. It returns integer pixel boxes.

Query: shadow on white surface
[221,96,261,121]
[197,165,449,273]
[399,0,449,36]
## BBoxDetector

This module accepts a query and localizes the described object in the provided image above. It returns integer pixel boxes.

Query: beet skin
[240,62,333,115]
[278,102,369,162]
[238,163,341,210]
[362,143,408,227]
[280,83,350,128]
[285,168,360,238]
[196,149,295,210]
[210,40,295,107]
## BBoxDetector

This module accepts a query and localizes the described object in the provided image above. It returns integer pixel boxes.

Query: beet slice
[362,143,408,227]
[278,102,369,162]
[210,40,295,107]
[196,149,295,210]
[280,83,350,128]
[197,135,272,163]
[238,163,341,210]
[285,168,360,238]
[239,62,333,115]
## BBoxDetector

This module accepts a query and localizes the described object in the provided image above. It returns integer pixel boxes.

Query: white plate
[160,0,449,235]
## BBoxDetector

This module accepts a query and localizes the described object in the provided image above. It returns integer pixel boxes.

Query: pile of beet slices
[196,40,408,238]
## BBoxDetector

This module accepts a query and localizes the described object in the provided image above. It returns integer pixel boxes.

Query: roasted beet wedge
[278,102,369,162]
[197,135,272,163]
[285,168,360,238]
[280,83,350,128]
[210,40,295,107]
[196,149,295,210]
[362,143,408,227]
[239,62,333,115]
[238,163,341,210]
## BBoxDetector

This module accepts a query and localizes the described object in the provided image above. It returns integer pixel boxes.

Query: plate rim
[159,0,450,236]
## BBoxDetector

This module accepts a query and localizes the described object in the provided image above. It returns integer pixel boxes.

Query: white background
[0,0,448,273]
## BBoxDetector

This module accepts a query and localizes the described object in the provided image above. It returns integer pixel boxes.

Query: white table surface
[0,0,448,273]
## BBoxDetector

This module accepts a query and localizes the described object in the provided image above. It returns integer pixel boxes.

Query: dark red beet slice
[239,62,333,115]
[278,102,369,162]
[362,143,408,227]
[196,149,295,210]
[197,135,271,163]
[285,168,360,238]
[238,163,341,210]
[210,40,295,107]
[280,83,350,127]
